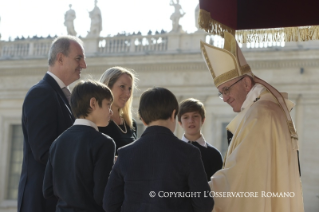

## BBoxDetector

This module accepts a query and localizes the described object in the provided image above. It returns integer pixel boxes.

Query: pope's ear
[243,76,253,91]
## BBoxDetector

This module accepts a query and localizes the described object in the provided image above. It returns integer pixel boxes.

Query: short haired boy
[178,98,223,181]
[43,80,116,212]
[103,87,214,212]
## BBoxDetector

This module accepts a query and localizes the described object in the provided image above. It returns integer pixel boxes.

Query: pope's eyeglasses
[218,77,244,99]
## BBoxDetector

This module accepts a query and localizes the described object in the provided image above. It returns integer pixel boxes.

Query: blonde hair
[99,66,136,129]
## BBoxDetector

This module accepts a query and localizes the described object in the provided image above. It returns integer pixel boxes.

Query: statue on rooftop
[87,0,102,38]
[169,0,185,33]
[64,4,77,36]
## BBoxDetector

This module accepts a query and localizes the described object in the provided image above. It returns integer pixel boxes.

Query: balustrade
[0,32,206,59]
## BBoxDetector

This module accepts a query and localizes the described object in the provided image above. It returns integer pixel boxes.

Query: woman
[99,67,137,154]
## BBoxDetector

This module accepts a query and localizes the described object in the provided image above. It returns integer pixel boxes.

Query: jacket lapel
[43,73,74,119]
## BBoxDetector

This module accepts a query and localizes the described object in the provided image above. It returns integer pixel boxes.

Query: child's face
[95,99,113,127]
[179,111,204,136]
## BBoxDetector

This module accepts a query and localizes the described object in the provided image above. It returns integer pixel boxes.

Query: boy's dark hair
[71,80,113,118]
[138,87,179,125]
[178,98,206,122]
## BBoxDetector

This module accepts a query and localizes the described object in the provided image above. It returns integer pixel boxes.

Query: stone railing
[98,34,169,54]
[0,39,52,59]
[0,32,207,59]
[1,32,319,59]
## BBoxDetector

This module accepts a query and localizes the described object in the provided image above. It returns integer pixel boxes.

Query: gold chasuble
[200,32,304,212]
[209,91,304,212]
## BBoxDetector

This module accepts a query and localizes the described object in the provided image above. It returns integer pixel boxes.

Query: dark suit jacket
[43,125,115,212]
[190,142,223,180]
[103,126,214,212]
[18,73,75,212]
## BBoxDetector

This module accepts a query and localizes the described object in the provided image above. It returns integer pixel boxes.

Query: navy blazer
[43,125,115,212]
[103,126,214,212]
[190,142,223,181]
[18,73,75,212]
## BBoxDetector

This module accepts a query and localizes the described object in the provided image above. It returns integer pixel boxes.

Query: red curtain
[200,0,319,30]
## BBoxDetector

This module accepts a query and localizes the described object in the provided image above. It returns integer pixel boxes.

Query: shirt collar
[241,83,266,112]
[73,119,99,131]
[181,134,207,148]
[47,71,67,89]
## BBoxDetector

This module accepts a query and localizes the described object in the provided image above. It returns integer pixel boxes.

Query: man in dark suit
[18,35,87,212]
[103,87,214,212]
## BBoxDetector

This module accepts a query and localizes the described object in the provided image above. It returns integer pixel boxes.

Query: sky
[0,0,199,41]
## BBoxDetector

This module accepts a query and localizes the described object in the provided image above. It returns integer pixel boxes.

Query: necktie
[62,87,71,105]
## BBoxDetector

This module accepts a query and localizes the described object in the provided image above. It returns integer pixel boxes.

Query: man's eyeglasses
[218,77,244,99]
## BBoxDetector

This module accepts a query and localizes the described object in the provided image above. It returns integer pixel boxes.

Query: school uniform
[103,126,214,212]
[43,119,115,212]
[182,134,223,180]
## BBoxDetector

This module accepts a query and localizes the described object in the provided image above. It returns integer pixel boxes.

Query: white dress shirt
[47,71,68,89]
[181,134,207,148]
[73,119,98,131]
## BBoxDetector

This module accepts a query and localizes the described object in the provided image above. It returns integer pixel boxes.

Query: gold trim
[240,64,251,75]
[287,120,297,136]
[199,9,236,37]
[213,65,251,87]
[214,69,239,87]
[236,26,319,43]
[200,41,215,78]
[199,9,319,43]
[200,40,252,87]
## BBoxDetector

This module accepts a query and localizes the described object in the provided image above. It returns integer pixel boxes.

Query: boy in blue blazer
[103,87,214,212]
[43,80,115,212]
[178,98,223,181]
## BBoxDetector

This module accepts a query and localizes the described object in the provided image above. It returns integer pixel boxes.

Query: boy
[178,98,223,181]
[43,80,115,212]
[103,87,214,212]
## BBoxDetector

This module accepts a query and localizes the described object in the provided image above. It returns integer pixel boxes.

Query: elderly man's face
[217,76,249,112]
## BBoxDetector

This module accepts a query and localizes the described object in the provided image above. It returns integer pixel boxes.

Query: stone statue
[169,0,185,33]
[64,4,77,36]
[87,0,102,37]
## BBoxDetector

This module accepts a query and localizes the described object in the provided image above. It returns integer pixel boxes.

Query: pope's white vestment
[210,84,304,212]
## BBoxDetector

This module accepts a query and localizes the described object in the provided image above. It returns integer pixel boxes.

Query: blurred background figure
[64,4,77,36]
[170,0,185,33]
[87,0,102,37]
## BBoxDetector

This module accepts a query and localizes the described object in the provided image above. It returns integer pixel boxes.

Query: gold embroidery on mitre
[200,41,216,78]
[214,69,239,87]
[240,64,252,75]
[213,64,252,87]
